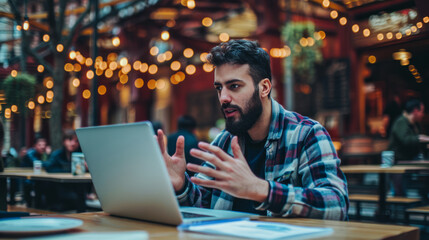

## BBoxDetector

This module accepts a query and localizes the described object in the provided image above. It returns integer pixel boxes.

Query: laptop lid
[76,122,184,225]
[76,122,254,225]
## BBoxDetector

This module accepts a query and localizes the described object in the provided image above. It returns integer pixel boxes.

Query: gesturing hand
[156,129,187,192]
[188,136,269,203]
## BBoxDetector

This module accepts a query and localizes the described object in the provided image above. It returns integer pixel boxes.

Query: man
[21,137,50,208]
[157,40,349,220]
[43,129,87,212]
[21,137,49,167]
[44,129,80,173]
[388,99,429,197]
[167,115,202,176]
[388,98,429,161]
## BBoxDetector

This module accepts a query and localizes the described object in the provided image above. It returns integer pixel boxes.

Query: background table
[0,169,92,211]
[341,165,428,222]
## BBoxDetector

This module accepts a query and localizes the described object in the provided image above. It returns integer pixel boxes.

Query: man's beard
[222,89,263,136]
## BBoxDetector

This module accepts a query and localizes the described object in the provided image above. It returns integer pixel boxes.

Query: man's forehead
[214,63,251,83]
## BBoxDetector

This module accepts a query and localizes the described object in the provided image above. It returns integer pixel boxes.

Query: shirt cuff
[254,180,294,214]
[176,173,190,200]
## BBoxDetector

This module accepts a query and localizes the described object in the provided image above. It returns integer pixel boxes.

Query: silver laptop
[76,121,254,225]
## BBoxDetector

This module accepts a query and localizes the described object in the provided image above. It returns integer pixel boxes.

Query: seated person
[157,40,349,220]
[21,137,50,208]
[43,130,86,212]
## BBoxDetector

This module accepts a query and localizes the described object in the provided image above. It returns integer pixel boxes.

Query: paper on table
[26,231,149,240]
[179,219,333,240]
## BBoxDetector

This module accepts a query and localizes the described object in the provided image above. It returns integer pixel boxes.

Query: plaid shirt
[177,99,349,220]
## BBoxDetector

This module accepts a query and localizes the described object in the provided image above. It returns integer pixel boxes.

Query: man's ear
[259,78,271,98]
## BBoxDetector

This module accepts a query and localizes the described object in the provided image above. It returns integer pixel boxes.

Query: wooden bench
[405,205,429,225]
[349,194,421,220]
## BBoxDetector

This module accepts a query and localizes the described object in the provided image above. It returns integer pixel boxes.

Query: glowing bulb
[23,20,29,31]
[56,44,64,52]
[147,79,156,90]
[37,95,45,104]
[112,37,120,47]
[219,33,229,42]
[134,78,144,88]
[43,34,50,42]
[396,32,402,39]
[11,105,18,112]
[161,31,170,41]
[119,57,128,67]
[170,61,181,71]
[150,46,159,56]
[98,85,107,95]
[363,28,370,37]
[28,101,35,110]
[330,10,338,19]
[322,0,330,8]
[187,0,195,9]
[368,55,376,64]
[82,89,91,99]
[202,17,213,27]
[37,65,44,73]
[86,70,94,79]
[352,24,359,33]
[148,64,158,74]
[339,17,347,25]
[11,70,18,77]
[185,64,196,75]
[200,52,208,62]
[46,90,54,99]
[386,32,393,39]
[183,48,194,58]
[377,33,384,41]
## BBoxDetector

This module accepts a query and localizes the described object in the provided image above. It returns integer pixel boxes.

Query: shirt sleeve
[255,124,349,220]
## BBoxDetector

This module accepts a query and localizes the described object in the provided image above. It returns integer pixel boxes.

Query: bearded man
[157,39,349,220]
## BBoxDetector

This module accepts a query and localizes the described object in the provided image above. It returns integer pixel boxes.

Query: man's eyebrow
[214,79,243,86]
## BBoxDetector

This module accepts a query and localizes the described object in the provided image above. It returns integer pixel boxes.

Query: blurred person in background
[388,98,429,197]
[168,115,202,176]
[44,129,87,212]
[21,137,50,208]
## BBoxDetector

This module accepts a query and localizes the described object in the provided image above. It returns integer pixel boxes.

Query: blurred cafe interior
[0,0,429,237]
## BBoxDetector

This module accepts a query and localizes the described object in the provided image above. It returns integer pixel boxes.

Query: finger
[187,163,227,179]
[231,136,245,161]
[197,142,234,163]
[190,148,228,169]
[190,176,226,190]
[175,135,185,157]
[157,129,166,153]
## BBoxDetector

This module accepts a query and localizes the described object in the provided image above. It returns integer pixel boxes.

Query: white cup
[33,160,42,174]
[381,151,394,167]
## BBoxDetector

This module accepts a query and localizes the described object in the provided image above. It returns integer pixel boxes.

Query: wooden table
[0,170,92,211]
[397,160,429,167]
[341,165,428,222]
[16,212,418,240]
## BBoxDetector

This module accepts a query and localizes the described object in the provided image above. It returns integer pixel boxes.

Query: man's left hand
[188,136,269,203]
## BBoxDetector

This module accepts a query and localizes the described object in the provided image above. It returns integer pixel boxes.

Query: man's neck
[247,99,272,142]
[404,112,415,124]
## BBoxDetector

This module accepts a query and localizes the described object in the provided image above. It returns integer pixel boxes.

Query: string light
[416,22,423,28]
[339,17,347,26]
[322,0,330,8]
[37,65,44,73]
[386,32,393,39]
[330,10,338,19]
[37,95,45,104]
[187,0,195,9]
[46,90,54,99]
[72,78,80,87]
[73,63,81,72]
[377,33,384,41]
[82,89,91,99]
[43,34,50,42]
[119,57,128,67]
[150,46,159,56]
[133,61,142,71]
[170,61,181,71]
[164,51,173,60]
[28,101,35,110]
[219,33,229,42]
[11,70,18,77]
[56,44,64,52]
[23,18,29,31]
[200,52,208,62]
[69,51,76,59]
[86,70,94,79]
[161,31,170,41]
[183,48,194,58]
[396,32,402,39]
[120,74,128,84]
[352,24,359,33]
[140,63,149,72]
[368,55,376,64]
[203,63,214,72]
[202,17,213,27]
[11,105,18,112]
[363,28,370,37]
[98,85,107,95]
[5,108,11,119]
[135,78,144,88]
[148,64,158,74]
[185,65,196,75]
[112,37,120,47]
[147,79,156,90]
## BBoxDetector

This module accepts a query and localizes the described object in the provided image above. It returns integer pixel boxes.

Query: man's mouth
[223,108,238,118]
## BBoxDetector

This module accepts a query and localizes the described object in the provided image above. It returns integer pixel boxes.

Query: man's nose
[219,89,232,104]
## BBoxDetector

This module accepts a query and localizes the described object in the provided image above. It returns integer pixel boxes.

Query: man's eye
[230,84,239,89]
[215,86,222,91]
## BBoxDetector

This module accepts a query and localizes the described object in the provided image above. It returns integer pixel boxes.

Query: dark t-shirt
[232,133,267,215]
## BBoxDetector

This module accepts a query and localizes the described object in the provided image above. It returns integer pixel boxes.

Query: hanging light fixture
[392,49,412,66]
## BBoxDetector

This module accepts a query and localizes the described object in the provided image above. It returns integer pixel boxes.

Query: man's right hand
[156,129,187,191]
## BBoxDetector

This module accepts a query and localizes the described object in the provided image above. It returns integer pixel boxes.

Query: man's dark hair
[207,40,272,90]
[34,136,47,144]
[63,129,76,141]
[404,99,422,114]
[178,115,196,131]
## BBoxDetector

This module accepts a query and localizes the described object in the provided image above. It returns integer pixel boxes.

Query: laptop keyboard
[181,211,213,218]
